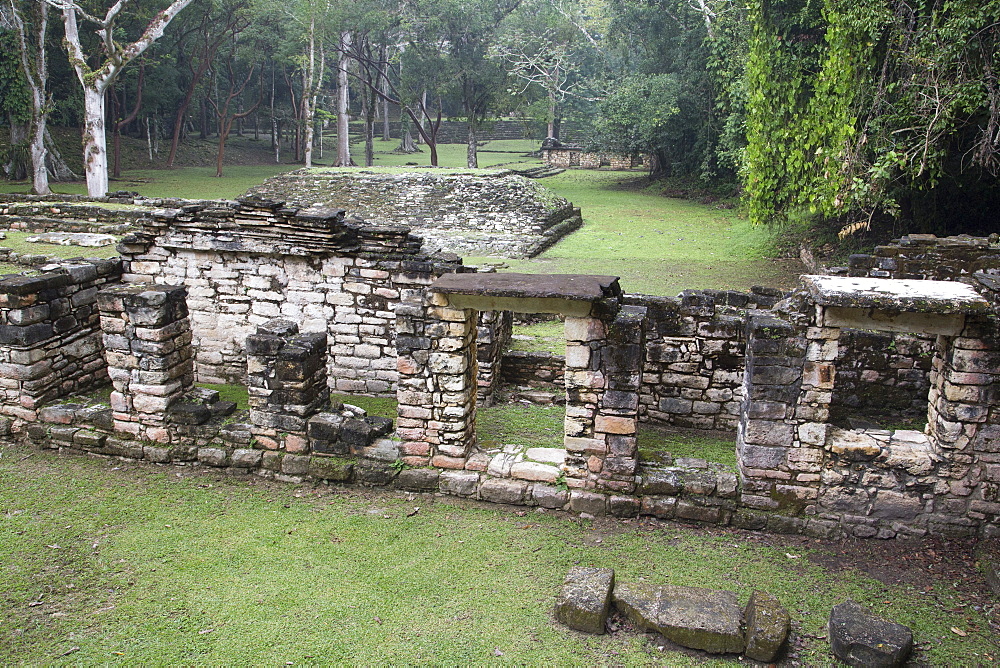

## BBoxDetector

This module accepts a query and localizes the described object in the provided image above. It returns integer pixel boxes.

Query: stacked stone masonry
[542,147,653,171]
[97,283,195,442]
[116,198,467,394]
[0,259,122,420]
[7,204,1000,541]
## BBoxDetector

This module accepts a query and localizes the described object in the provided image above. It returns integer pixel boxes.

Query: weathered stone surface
[510,461,561,483]
[309,456,354,482]
[395,468,440,492]
[743,590,790,662]
[554,566,615,634]
[570,490,607,516]
[439,470,480,496]
[613,582,744,655]
[479,478,527,505]
[829,600,913,668]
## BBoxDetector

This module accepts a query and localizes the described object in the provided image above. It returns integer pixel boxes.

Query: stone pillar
[395,290,478,469]
[563,306,646,492]
[929,317,1000,535]
[596,306,646,493]
[246,319,329,453]
[737,315,826,511]
[97,284,194,443]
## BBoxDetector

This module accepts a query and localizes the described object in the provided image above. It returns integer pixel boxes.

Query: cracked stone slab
[613,582,744,654]
[26,232,117,247]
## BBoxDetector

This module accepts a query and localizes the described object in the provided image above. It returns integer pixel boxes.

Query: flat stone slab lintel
[802,275,990,314]
[431,273,621,303]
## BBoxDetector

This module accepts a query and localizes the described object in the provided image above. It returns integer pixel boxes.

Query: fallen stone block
[829,600,913,667]
[613,582,744,654]
[744,590,790,662]
[554,566,615,634]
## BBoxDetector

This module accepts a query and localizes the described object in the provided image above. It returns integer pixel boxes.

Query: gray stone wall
[844,234,1000,280]
[0,259,122,420]
[116,199,465,395]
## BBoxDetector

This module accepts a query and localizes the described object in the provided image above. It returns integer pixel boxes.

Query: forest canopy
[1,0,998,237]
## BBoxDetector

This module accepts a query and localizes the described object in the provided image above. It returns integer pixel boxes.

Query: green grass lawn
[2,445,995,665]
[466,170,804,297]
[0,231,120,261]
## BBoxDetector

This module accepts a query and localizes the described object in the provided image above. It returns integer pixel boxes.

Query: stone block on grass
[744,590,790,662]
[554,566,615,634]
[829,600,912,667]
[613,582,744,655]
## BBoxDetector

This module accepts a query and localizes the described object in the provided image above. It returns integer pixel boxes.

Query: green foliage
[744,0,1000,231]
[0,31,31,125]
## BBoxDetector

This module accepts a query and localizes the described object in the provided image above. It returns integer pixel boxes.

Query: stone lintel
[821,306,965,336]
[802,275,990,314]
[443,293,592,317]
[430,273,621,317]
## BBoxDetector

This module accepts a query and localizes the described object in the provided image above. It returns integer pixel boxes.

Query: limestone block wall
[476,309,512,405]
[496,287,934,432]
[116,200,466,395]
[844,234,1000,280]
[542,148,652,171]
[833,330,934,418]
[96,283,195,443]
[0,260,122,421]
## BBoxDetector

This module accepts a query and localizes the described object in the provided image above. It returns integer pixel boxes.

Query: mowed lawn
[2,446,996,665]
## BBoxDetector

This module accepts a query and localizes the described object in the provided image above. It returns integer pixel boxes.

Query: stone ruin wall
[2,211,1000,539]
[244,170,583,259]
[497,286,935,431]
[116,199,467,395]
[0,260,122,422]
[542,148,652,171]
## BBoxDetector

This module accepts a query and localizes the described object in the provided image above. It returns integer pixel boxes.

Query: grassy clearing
[510,319,566,354]
[477,403,565,450]
[466,170,804,296]
[0,231,120,261]
[2,446,995,665]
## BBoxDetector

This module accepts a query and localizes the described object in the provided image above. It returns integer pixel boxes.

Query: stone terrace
[243,169,582,259]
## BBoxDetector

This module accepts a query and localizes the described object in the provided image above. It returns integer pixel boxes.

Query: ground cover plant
[1,445,996,665]
[466,170,805,297]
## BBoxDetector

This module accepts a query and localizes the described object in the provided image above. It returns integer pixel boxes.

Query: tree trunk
[467,123,478,168]
[200,97,208,139]
[44,129,77,182]
[273,117,281,163]
[416,89,427,144]
[81,86,110,197]
[547,90,557,139]
[29,116,49,195]
[382,97,391,141]
[335,32,353,166]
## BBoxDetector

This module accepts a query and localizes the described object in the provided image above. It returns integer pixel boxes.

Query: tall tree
[45,0,195,197]
[165,0,253,168]
[744,0,1000,234]
[437,0,521,167]
[3,0,51,194]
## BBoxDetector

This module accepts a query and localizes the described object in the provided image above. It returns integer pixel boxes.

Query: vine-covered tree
[744,0,1000,234]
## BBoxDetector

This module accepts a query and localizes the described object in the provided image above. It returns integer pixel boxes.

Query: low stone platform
[243,169,583,258]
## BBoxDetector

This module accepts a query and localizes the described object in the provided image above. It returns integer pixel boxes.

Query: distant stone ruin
[244,169,582,259]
